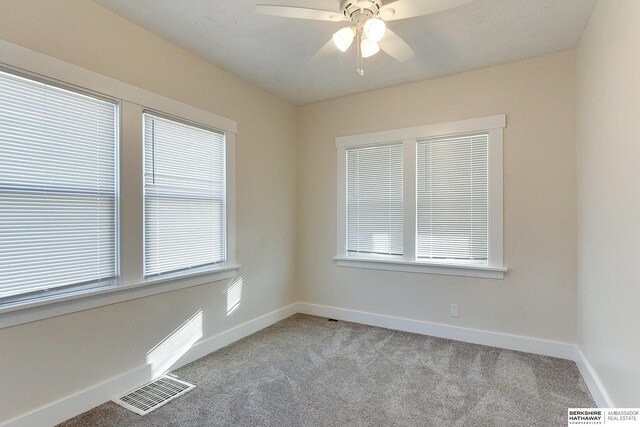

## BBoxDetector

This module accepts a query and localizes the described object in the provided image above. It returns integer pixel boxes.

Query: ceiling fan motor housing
[341,0,383,26]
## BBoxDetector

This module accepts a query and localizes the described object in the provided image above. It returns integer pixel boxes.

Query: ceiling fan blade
[379,29,415,62]
[380,0,476,21]
[256,5,346,21]
[310,39,338,64]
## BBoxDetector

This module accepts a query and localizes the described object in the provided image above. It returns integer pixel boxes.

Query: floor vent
[113,375,195,415]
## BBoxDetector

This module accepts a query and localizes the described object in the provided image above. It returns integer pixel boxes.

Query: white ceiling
[92,0,595,105]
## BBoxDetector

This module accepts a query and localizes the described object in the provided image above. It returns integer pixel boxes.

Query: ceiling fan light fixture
[363,18,386,42]
[360,38,380,58]
[333,27,355,52]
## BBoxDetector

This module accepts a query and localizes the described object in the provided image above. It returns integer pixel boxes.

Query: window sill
[334,256,506,279]
[0,264,240,329]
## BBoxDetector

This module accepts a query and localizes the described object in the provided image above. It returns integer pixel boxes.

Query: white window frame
[142,111,229,278]
[335,115,507,279]
[0,68,121,305]
[0,40,239,328]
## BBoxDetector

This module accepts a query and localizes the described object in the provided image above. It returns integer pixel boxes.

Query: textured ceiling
[91,0,595,105]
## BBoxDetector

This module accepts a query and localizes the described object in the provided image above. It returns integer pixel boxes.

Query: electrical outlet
[450,304,460,317]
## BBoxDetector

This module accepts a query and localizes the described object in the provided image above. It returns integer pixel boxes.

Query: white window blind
[143,113,226,277]
[416,134,488,263]
[0,70,117,302]
[347,144,403,256]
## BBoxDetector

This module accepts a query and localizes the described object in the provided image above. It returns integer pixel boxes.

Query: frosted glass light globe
[332,27,355,52]
[360,38,380,58]
[364,18,386,42]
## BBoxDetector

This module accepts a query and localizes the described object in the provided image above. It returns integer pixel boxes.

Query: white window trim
[141,111,229,278]
[0,40,239,328]
[0,266,238,329]
[336,115,507,279]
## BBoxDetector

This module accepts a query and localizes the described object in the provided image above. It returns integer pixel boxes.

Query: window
[416,134,488,263]
[335,115,506,279]
[0,44,238,327]
[347,144,403,257]
[0,70,118,303]
[143,113,226,277]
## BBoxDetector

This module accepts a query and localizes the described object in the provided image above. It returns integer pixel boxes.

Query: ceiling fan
[256,0,475,76]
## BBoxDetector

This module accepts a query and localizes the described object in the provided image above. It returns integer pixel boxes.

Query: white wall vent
[113,375,195,415]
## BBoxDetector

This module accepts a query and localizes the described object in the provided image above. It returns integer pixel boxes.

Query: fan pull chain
[356,29,364,77]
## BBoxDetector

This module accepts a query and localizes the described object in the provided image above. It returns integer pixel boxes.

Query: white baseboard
[297,302,577,360]
[2,303,298,427]
[3,301,614,426]
[574,348,613,408]
[297,302,613,408]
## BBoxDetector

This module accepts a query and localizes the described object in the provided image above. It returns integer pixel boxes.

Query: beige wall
[297,50,578,343]
[576,0,640,407]
[0,0,297,422]
[5,0,638,419]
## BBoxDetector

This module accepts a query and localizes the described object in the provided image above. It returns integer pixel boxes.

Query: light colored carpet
[59,314,594,426]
